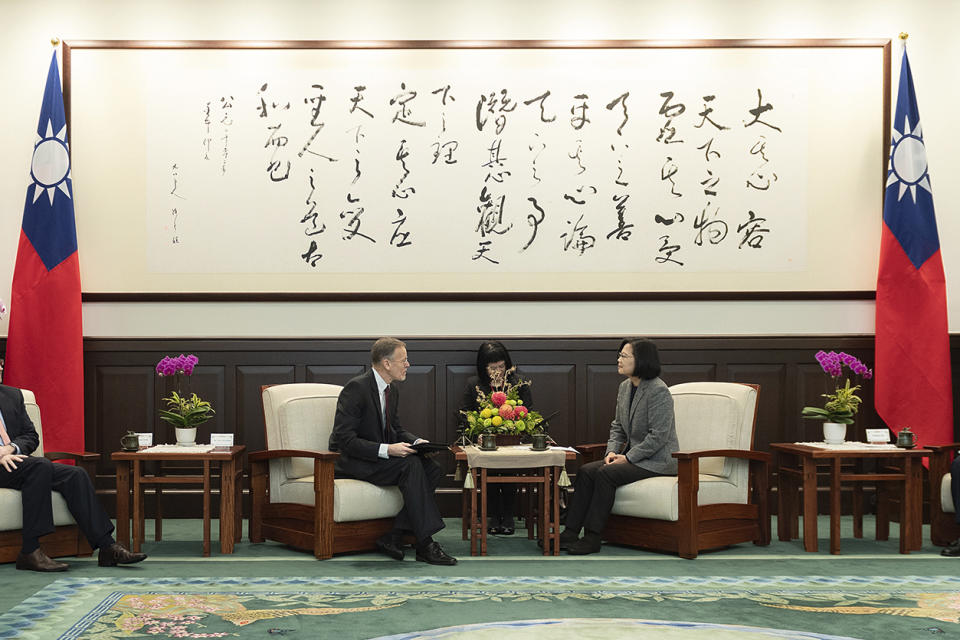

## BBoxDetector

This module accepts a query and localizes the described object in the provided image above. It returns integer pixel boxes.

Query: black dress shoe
[416,541,457,566]
[566,532,602,555]
[942,540,960,557]
[487,525,503,535]
[375,534,405,561]
[16,549,68,572]
[500,525,515,536]
[98,542,147,567]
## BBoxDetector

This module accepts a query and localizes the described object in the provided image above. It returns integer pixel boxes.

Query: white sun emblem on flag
[30,118,71,206]
[886,114,932,204]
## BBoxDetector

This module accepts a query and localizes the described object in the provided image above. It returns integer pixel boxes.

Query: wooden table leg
[480,468,488,556]
[132,460,143,553]
[115,460,130,547]
[155,486,163,541]
[461,485,469,540]
[469,468,478,556]
[852,474,863,539]
[829,458,841,554]
[876,478,890,541]
[552,467,560,555]
[802,456,819,552]
[234,463,243,543]
[776,452,791,542]
[202,460,211,557]
[902,456,923,553]
[219,458,236,554]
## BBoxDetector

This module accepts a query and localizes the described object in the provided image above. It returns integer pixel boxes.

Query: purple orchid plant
[156,354,214,428]
[801,350,873,424]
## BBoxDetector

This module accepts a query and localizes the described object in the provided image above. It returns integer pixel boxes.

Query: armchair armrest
[249,448,340,463]
[575,443,607,464]
[44,451,100,477]
[673,449,770,462]
[926,444,960,455]
[44,451,99,462]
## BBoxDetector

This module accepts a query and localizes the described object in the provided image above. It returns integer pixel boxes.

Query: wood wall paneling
[9,335,959,519]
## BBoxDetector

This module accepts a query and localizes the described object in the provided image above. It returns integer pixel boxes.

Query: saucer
[823,440,845,445]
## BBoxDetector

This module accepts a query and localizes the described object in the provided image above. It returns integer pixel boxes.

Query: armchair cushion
[611,474,741,522]
[941,475,954,514]
[279,477,403,522]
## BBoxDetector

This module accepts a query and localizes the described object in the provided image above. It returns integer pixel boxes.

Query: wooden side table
[112,445,245,556]
[770,442,928,554]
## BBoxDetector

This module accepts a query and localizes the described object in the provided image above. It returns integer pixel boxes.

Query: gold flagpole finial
[51,37,60,46]
[899,32,909,41]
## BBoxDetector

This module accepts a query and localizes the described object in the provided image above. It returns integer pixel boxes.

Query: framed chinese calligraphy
[63,39,890,301]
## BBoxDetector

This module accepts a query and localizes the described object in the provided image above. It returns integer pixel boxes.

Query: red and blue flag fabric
[4,52,84,452]
[875,48,953,447]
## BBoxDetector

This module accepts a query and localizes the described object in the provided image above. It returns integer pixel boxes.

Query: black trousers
[950,456,960,524]
[0,456,114,548]
[349,455,445,542]
[565,459,662,534]
[488,482,516,525]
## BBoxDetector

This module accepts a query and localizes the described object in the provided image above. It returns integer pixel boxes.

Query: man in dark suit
[329,337,456,565]
[0,384,146,571]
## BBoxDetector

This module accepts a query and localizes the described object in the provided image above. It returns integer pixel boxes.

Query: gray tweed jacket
[605,377,679,475]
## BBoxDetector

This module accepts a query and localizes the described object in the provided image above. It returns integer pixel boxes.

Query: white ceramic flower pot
[823,422,847,445]
[175,427,197,446]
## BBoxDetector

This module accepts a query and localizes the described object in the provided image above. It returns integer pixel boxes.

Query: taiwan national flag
[875,49,953,448]
[4,52,84,453]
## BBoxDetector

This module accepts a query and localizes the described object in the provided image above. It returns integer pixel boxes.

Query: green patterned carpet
[0,518,958,639]
[4,575,960,639]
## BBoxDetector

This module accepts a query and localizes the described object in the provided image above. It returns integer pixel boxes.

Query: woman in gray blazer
[562,337,679,555]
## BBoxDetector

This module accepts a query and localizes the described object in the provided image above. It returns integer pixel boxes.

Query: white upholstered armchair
[578,381,770,559]
[0,388,97,562]
[249,383,404,559]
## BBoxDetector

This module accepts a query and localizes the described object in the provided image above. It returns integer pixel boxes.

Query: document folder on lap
[411,442,450,454]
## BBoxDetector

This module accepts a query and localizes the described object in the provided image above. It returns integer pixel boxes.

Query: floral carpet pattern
[1,576,958,640]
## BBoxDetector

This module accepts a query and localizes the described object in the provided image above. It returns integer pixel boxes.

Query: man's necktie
[0,410,10,447]
[382,386,391,443]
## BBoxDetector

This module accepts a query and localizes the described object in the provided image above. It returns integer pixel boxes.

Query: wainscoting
[5,335,960,518]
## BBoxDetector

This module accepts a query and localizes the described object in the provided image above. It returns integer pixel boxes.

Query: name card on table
[137,433,153,447]
[865,428,890,444]
[210,433,235,447]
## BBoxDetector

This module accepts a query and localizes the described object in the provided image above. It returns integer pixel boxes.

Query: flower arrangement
[0,298,7,320]
[155,354,215,428]
[801,350,873,424]
[460,369,545,440]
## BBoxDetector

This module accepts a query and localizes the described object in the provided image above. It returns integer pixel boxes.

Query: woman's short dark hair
[620,337,661,380]
[476,340,513,385]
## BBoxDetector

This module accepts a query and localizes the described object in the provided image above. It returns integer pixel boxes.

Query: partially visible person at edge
[941,456,960,557]
[560,337,679,555]
[329,337,457,565]
[0,378,147,571]
[459,340,533,535]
